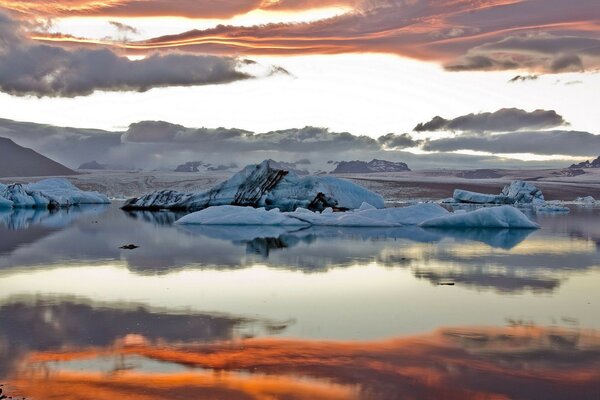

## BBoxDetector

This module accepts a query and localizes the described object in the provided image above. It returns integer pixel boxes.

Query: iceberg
[535,203,570,213]
[177,203,450,227]
[176,205,310,226]
[420,206,539,229]
[452,189,510,205]
[123,160,385,212]
[501,181,545,205]
[574,196,597,204]
[450,181,544,205]
[176,203,539,230]
[288,203,449,227]
[0,178,110,209]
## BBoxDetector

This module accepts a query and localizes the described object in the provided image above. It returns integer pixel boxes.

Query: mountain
[175,161,204,172]
[331,159,411,174]
[0,137,76,178]
[174,161,239,172]
[78,160,106,170]
[569,156,600,169]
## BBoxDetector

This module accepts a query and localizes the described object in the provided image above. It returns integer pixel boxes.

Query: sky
[0,0,598,170]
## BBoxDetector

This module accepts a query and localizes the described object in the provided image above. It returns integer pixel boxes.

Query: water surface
[1,204,599,399]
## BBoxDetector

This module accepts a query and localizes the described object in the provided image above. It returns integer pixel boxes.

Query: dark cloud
[414,108,568,133]
[0,12,260,97]
[2,117,566,171]
[109,21,139,35]
[378,133,422,149]
[423,130,600,157]
[123,121,381,153]
[508,75,538,83]
[445,34,599,72]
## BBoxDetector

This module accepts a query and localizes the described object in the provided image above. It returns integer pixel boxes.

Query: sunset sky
[0,0,598,169]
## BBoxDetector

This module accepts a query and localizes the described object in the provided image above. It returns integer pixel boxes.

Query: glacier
[176,203,539,229]
[123,160,385,212]
[0,178,110,209]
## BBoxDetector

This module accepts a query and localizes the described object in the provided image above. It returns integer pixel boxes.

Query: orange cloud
[9,325,600,400]
[26,0,600,73]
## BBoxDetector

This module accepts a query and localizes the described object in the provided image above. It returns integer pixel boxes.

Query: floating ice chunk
[177,203,449,227]
[452,180,545,205]
[536,203,570,213]
[26,178,110,206]
[176,205,310,226]
[575,196,596,204]
[501,181,544,205]
[453,189,510,204]
[0,179,109,209]
[1,184,38,207]
[419,206,539,229]
[124,160,385,212]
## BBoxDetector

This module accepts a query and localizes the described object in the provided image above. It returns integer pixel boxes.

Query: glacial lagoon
[1,204,600,399]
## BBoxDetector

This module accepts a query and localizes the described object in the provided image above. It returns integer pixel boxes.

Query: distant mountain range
[569,156,600,169]
[0,137,76,178]
[331,159,411,174]
[174,161,239,173]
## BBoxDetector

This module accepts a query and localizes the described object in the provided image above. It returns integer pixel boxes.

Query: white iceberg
[288,203,449,227]
[501,181,545,205]
[178,203,450,227]
[420,205,539,229]
[124,160,385,212]
[452,189,510,205]
[176,203,539,229]
[451,181,544,205]
[176,205,310,226]
[0,178,110,209]
[574,196,597,204]
[535,203,570,213]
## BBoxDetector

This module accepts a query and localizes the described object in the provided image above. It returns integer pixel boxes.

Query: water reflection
[0,295,289,378]
[1,206,599,294]
[2,206,600,398]
[5,324,600,400]
[0,205,108,231]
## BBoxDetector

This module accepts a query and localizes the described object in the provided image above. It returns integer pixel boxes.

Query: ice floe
[450,181,544,206]
[0,178,110,209]
[176,203,539,229]
[176,205,310,226]
[420,205,540,229]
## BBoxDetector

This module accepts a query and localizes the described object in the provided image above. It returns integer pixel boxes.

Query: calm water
[1,204,600,399]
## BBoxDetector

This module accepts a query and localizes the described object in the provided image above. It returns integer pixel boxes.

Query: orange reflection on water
[8,325,600,400]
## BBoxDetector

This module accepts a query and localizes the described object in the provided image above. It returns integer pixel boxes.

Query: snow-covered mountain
[331,159,410,173]
[0,137,76,178]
